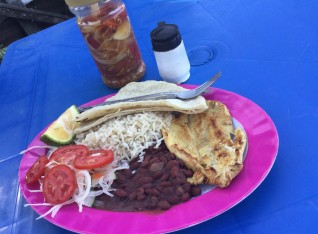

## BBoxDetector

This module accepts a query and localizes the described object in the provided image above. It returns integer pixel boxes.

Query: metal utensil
[78,71,221,113]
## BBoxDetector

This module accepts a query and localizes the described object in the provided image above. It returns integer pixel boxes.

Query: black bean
[113,189,128,197]
[190,186,202,196]
[130,161,141,170]
[129,192,138,200]
[161,156,168,164]
[132,173,142,182]
[160,173,170,181]
[171,166,182,178]
[149,157,161,164]
[137,193,146,201]
[145,188,160,196]
[166,153,176,160]
[149,196,158,207]
[182,183,191,192]
[137,176,153,184]
[123,183,136,194]
[137,168,149,175]
[183,169,194,177]
[97,143,200,212]
[181,193,190,202]
[150,162,164,172]
[136,187,144,195]
[166,160,178,170]
[176,186,185,196]
[159,181,173,187]
[178,159,185,167]
[140,160,149,168]
[151,171,163,179]
[130,157,139,164]
[167,195,180,204]
[158,200,170,210]
[174,177,187,185]
[162,187,174,195]
[116,172,128,181]
[134,201,146,210]
[142,183,152,189]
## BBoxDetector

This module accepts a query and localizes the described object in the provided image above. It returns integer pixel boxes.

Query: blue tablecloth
[1,0,318,233]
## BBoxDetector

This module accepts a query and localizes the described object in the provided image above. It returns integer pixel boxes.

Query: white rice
[75,112,172,161]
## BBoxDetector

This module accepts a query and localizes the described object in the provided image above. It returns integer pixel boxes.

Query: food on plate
[77,1,146,88]
[23,80,247,219]
[24,110,175,217]
[49,144,89,166]
[25,144,122,218]
[25,155,49,184]
[43,165,77,204]
[74,81,208,133]
[40,105,80,146]
[93,143,201,211]
[75,112,172,161]
[74,149,114,170]
[162,100,247,188]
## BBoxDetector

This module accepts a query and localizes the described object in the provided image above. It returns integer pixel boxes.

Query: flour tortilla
[74,81,208,134]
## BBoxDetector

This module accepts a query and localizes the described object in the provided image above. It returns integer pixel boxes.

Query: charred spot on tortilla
[172,111,181,118]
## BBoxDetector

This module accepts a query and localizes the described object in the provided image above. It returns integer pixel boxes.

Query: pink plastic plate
[19,86,279,234]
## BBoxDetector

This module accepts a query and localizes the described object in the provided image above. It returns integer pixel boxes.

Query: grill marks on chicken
[162,101,247,188]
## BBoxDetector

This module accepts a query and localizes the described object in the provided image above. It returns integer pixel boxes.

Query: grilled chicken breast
[162,100,247,188]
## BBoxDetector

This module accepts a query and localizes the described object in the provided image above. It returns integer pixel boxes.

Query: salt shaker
[150,22,190,84]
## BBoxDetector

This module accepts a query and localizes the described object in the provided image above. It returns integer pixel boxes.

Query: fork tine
[199,71,221,90]
[195,71,221,95]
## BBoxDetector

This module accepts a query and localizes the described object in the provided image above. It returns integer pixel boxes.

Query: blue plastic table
[1,0,318,233]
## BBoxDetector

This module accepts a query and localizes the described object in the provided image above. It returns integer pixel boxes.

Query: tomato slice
[42,165,76,204]
[49,145,89,166]
[74,149,114,170]
[25,155,49,184]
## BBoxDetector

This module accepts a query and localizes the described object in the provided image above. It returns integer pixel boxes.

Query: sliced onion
[73,170,91,212]
[113,21,131,40]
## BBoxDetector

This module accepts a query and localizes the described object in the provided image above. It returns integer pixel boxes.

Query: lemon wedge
[40,105,80,146]
[113,21,131,40]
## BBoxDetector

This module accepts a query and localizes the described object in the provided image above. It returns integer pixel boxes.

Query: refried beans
[92,143,201,211]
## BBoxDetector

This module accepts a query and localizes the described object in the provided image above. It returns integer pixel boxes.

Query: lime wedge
[40,105,80,146]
